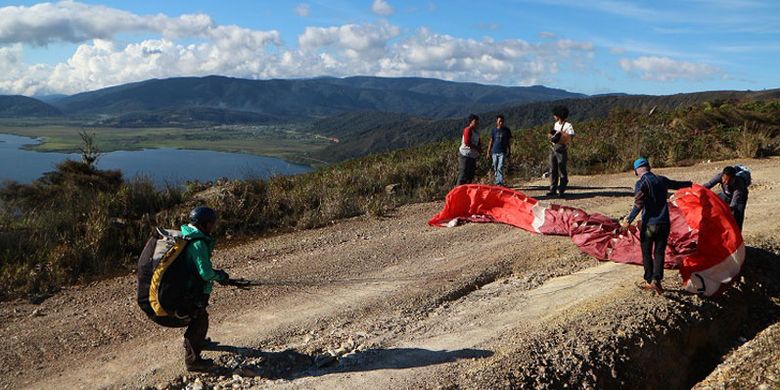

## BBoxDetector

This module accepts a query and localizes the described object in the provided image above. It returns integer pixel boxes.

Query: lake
[0,133,311,185]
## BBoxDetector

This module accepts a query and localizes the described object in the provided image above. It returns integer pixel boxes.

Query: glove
[215,270,230,284]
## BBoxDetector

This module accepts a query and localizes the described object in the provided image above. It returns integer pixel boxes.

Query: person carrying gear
[620,158,692,295]
[702,166,749,231]
[547,105,575,197]
[179,206,229,371]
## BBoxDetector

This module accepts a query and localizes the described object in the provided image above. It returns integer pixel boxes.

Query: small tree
[79,130,101,167]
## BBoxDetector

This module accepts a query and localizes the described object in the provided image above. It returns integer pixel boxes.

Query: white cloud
[619,56,719,81]
[0,2,596,95]
[539,31,557,39]
[0,1,215,45]
[295,3,310,17]
[375,29,594,85]
[299,23,400,60]
[371,0,394,16]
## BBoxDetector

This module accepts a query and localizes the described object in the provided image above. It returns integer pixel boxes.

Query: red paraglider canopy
[429,184,743,296]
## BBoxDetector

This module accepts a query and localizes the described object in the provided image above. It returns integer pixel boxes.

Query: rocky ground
[1,157,778,389]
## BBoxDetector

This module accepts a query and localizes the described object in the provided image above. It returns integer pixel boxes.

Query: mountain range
[20,75,584,123]
[1,75,778,165]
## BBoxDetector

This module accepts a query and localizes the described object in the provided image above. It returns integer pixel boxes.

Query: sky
[0,0,778,96]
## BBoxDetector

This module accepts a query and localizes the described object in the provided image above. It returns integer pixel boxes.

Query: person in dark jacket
[703,166,749,231]
[180,206,230,371]
[620,158,692,294]
[487,114,512,186]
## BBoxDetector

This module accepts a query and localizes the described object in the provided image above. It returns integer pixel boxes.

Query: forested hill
[50,75,585,120]
[0,95,62,117]
[309,88,780,162]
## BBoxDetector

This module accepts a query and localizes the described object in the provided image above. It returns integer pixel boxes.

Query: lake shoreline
[0,133,313,185]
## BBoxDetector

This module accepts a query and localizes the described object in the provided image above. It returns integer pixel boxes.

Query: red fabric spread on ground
[428,184,743,296]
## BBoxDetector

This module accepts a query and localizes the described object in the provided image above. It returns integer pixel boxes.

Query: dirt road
[2,158,779,389]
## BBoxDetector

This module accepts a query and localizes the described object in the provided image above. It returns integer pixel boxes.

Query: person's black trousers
[640,223,670,283]
[457,155,477,185]
[183,295,210,367]
[549,144,569,194]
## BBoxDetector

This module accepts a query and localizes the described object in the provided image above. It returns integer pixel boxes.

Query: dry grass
[1,99,778,299]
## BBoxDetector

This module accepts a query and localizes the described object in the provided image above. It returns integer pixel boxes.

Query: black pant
[183,295,210,366]
[549,144,568,194]
[718,193,746,231]
[640,223,670,283]
[457,155,477,185]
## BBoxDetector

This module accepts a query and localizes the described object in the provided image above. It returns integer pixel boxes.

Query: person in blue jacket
[180,206,229,371]
[620,158,692,294]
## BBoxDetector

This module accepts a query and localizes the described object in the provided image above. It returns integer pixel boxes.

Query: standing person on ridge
[457,113,481,186]
[487,114,512,186]
[547,105,575,197]
[180,206,230,371]
[702,166,749,231]
[620,158,692,295]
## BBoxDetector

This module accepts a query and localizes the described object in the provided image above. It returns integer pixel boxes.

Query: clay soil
[1,158,779,389]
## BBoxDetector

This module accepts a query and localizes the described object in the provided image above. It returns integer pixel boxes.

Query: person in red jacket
[456,114,481,185]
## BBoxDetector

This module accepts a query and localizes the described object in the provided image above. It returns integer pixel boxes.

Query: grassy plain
[0,120,332,165]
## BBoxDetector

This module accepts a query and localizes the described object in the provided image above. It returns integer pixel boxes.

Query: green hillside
[0,95,62,118]
[310,88,780,162]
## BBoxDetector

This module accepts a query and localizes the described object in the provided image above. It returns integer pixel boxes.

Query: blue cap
[633,158,649,171]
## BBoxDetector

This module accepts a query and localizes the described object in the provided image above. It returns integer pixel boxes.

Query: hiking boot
[641,281,664,295]
[186,357,214,372]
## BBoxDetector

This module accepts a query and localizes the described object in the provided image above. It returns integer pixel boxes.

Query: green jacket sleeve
[189,240,225,282]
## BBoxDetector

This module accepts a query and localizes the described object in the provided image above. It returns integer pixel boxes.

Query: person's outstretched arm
[664,177,693,190]
[702,173,722,189]
[190,241,227,283]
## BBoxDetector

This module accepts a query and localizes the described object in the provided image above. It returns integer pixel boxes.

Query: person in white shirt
[547,105,575,197]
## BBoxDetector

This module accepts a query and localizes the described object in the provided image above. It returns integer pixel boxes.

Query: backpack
[136,228,204,328]
[734,165,752,187]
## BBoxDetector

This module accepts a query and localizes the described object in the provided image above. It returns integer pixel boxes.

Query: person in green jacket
[180,206,229,371]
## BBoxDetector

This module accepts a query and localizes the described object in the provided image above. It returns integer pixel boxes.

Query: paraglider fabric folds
[428,184,744,296]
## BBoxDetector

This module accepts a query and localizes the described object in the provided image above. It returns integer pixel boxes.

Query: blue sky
[0,0,778,96]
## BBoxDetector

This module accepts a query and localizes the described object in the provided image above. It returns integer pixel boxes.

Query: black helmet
[189,206,217,225]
